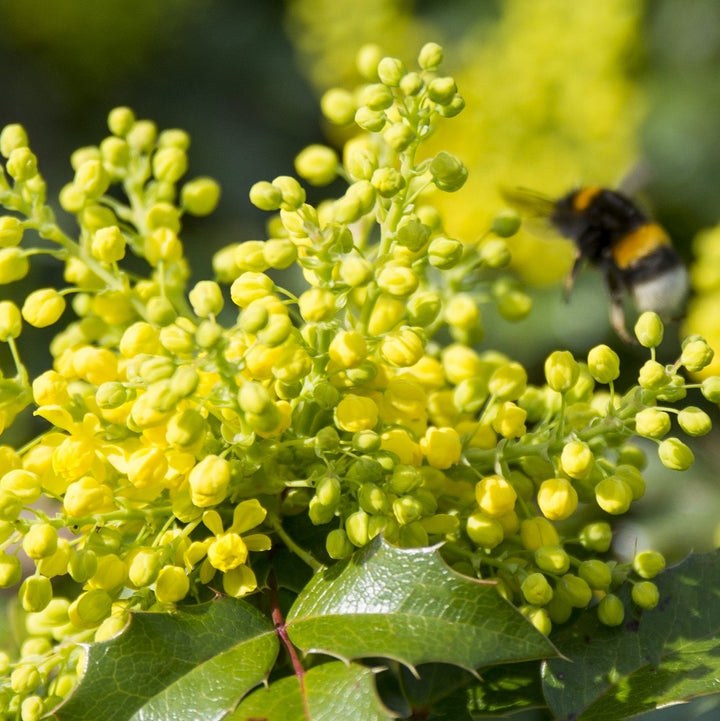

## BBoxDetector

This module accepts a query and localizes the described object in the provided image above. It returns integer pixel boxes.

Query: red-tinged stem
[270,577,311,721]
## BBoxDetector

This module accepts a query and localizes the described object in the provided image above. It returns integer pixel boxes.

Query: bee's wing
[499,186,559,239]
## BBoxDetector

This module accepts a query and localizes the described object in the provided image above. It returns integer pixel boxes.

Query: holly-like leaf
[543,550,720,720]
[54,597,278,721]
[230,660,396,721]
[286,537,557,671]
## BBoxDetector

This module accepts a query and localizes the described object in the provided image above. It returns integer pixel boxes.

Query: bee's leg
[563,251,584,302]
[604,268,635,343]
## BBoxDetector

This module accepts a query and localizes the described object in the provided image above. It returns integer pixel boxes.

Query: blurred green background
[0,2,719,717]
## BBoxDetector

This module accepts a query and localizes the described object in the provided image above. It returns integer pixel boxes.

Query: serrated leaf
[286,537,557,671]
[543,550,720,720]
[55,597,278,721]
[230,660,396,720]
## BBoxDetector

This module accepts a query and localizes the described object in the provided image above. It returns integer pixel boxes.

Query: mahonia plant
[0,42,718,719]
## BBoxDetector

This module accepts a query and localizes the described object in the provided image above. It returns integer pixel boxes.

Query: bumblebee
[503,185,689,342]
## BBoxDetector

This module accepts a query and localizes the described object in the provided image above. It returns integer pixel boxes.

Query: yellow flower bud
[578,559,612,591]
[68,588,113,628]
[560,440,594,479]
[658,437,694,470]
[632,550,666,579]
[429,151,467,192]
[181,176,220,216]
[328,330,367,368]
[0,247,29,283]
[90,226,126,263]
[152,146,187,183]
[0,216,23,247]
[107,106,135,136]
[298,287,336,322]
[294,144,338,186]
[155,565,190,603]
[521,572,553,606]
[635,407,671,439]
[371,167,405,197]
[21,288,66,328]
[0,552,21,587]
[632,580,659,609]
[7,147,38,181]
[587,344,620,384]
[677,406,712,436]
[520,517,560,551]
[544,350,580,392]
[556,574,593,608]
[230,271,274,307]
[188,455,231,507]
[488,362,527,401]
[420,427,462,469]
[536,477,578,521]
[595,477,633,514]
[63,477,115,517]
[377,56,406,86]
[634,311,664,348]
[339,255,373,287]
[638,359,669,389]
[475,474,517,517]
[534,545,570,575]
[22,523,58,559]
[427,236,462,269]
[0,300,21,340]
[418,41,444,70]
[491,401,527,438]
[0,123,28,157]
[367,295,405,335]
[320,88,356,126]
[380,328,424,367]
[335,394,379,432]
[377,265,419,297]
[680,338,714,373]
[188,280,223,318]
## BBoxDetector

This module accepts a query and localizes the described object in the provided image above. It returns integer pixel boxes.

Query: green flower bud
[615,464,646,500]
[371,167,405,197]
[0,216,23,247]
[377,265,418,297]
[597,594,625,626]
[19,575,53,612]
[181,177,221,216]
[521,572,553,606]
[544,350,580,393]
[271,175,306,211]
[354,106,386,132]
[22,523,58,559]
[466,511,504,548]
[0,124,29,157]
[100,136,130,172]
[249,180,282,211]
[658,437,694,470]
[68,549,98,583]
[578,560,612,590]
[6,147,37,181]
[440,94,466,118]
[407,291,441,326]
[632,550,666,579]
[235,240,270,272]
[361,83,394,111]
[107,106,135,136]
[638,359,669,390]
[295,144,338,186]
[388,465,422,494]
[595,476,633,515]
[352,430,381,453]
[555,573,592,608]
[632,580,659,609]
[0,552,22,587]
[345,509,370,546]
[488,362,527,401]
[377,56,406,86]
[326,528,354,559]
[427,236,463,269]
[677,406,712,436]
[497,288,532,321]
[680,338,714,373]
[587,344,620,384]
[126,119,157,151]
[383,123,415,152]
[429,151,467,192]
[400,72,424,96]
[356,43,383,80]
[21,695,44,721]
[490,210,521,238]
[618,443,647,470]
[654,374,687,403]
[634,407,671,439]
[546,594,573,624]
[428,76,457,105]
[128,548,162,588]
[701,376,720,403]
[357,483,389,514]
[11,664,40,694]
[534,545,570,574]
[320,88,356,125]
[480,238,512,268]
[393,493,425,524]
[634,311,664,348]
[418,42,444,70]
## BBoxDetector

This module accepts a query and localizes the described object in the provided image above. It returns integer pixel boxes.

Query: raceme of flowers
[0,42,717,719]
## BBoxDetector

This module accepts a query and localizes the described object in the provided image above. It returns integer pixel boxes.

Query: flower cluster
[0,42,717,719]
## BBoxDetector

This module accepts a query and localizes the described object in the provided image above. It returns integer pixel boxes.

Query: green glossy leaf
[55,597,278,721]
[287,537,557,670]
[230,660,396,720]
[467,661,546,717]
[543,550,720,720]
